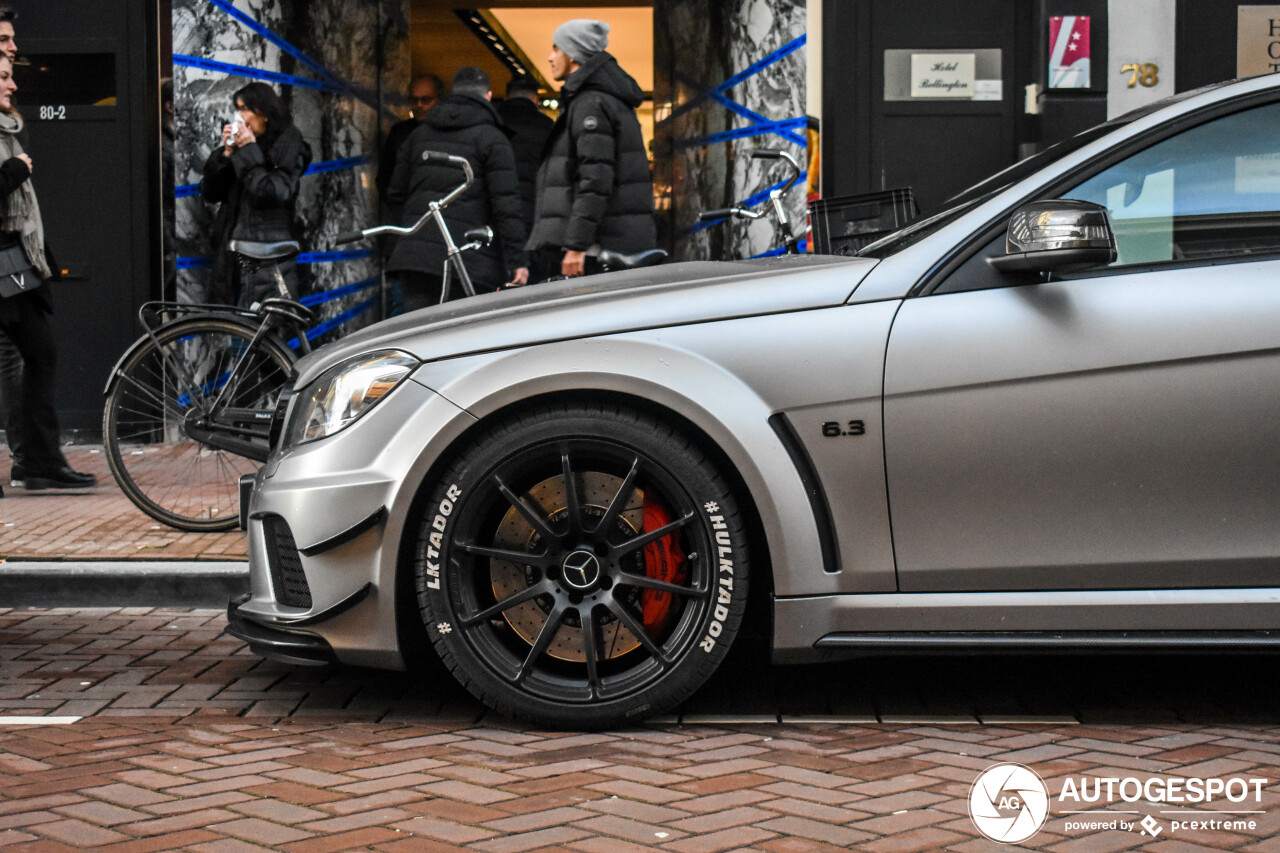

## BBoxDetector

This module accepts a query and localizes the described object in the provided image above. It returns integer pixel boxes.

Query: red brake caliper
[641,498,687,633]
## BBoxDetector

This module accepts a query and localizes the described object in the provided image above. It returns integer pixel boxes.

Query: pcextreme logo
[968,764,1270,845]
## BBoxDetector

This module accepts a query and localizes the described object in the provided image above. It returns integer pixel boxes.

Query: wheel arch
[393,385,783,670]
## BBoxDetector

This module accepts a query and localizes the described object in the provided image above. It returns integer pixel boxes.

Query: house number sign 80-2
[1119,63,1160,88]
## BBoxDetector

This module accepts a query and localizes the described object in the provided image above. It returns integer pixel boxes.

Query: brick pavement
[0,447,246,561]
[1,608,1280,850]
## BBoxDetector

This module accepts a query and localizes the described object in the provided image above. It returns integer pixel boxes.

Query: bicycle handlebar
[751,148,803,195]
[334,151,475,244]
[698,207,763,222]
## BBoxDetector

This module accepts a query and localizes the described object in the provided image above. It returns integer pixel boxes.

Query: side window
[1063,101,1280,266]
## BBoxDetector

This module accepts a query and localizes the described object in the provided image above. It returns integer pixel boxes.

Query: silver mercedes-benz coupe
[230,73,1280,728]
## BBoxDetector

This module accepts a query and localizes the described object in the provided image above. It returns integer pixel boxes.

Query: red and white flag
[1049,15,1091,88]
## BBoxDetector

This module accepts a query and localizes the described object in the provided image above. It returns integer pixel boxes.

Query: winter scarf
[0,111,49,279]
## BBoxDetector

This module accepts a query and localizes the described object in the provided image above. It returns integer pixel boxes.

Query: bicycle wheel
[103,316,296,531]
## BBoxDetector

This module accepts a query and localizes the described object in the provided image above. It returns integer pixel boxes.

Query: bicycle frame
[123,300,310,463]
[336,152,485,300]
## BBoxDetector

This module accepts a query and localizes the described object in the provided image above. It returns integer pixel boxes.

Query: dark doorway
[10,1,158,432]
[822,0,1033,214]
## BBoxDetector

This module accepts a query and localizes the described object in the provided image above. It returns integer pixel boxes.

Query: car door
[882,98,1280,592]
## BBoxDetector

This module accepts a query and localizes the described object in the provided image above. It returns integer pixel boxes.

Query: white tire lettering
[701,507,734,651]
[426,485,462,591]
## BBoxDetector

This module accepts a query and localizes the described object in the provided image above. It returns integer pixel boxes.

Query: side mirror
[988,199,1117,273]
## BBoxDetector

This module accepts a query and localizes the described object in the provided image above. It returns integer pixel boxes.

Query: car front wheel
[415,403,749,729]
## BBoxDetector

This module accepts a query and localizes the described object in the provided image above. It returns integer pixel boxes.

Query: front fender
[409,333,827,598]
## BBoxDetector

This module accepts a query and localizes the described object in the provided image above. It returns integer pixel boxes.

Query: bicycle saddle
[599,248,668,270]
[230,240,300,261]
[463,226,493,245]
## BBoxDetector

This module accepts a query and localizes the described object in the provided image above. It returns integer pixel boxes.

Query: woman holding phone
[199,82,312,306]
[0,53,94,492]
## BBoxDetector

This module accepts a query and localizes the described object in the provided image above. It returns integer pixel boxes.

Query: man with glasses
[377,74,443,198]
[376,74,443,316]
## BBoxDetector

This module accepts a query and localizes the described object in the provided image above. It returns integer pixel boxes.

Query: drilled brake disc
[490,472,645,661]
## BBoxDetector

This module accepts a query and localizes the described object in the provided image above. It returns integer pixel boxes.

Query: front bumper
[226,593,336,666]
[235,378,474,670]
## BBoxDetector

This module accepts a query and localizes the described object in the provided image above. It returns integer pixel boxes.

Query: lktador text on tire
[415,403,750,729]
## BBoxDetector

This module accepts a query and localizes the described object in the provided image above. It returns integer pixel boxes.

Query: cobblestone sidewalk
[1,608,1279,851]
[0,447,246,561]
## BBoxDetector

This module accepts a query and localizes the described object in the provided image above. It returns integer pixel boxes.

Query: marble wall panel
[655,0,807,260]
[171,0,408,334]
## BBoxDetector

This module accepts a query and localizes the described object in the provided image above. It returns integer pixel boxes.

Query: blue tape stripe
[739,170,808,210]
[299,276,380,307]
[658,35,807,130]
[205,0,343,87]
[704,90,807,147]
[714,34,806,95]
[662,72,804,146]
[175,155,368,199]
[200,0,382,115]
[291,296,378,346]
[297,249,372,264]
[304,156,367,175]
[750,237,808,258]
[177,252,370,268]
[174,54,344,93]
[686,170,808,235]
[679,117,809,149]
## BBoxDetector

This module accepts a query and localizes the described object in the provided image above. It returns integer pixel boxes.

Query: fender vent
[263,516,312,608]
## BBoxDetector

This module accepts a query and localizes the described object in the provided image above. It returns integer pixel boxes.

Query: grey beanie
[553,19,610,63]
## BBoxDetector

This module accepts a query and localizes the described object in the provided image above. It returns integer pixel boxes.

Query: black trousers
[396,271,445,313]
[0,332,23,469]
[0,290,68,474]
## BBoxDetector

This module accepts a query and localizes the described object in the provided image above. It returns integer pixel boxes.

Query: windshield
[857,121,1130,258]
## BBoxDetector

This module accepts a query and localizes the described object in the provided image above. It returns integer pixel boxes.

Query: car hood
[293,254,876,386]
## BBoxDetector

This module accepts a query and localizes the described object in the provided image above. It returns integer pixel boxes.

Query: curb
[0,562,249,608]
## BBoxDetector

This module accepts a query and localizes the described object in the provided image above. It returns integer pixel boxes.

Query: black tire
[415,403,750,729]
[103,316,295,532]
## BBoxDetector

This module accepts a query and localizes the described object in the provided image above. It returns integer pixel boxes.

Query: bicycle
[697,148,806,255]
[103,152,494,532]
[102,238,313,531]
[337,151,492,302]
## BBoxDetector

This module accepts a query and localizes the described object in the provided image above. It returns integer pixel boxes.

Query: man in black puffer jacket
[386,67,528,309]
[527,19,656,279]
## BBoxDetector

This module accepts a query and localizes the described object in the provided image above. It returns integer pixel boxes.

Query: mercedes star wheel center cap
[561,550,602,590]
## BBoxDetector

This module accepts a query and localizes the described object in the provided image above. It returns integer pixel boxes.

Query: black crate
[808,188,918,255]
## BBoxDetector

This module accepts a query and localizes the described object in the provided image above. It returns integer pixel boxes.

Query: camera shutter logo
[969,763,1051,843]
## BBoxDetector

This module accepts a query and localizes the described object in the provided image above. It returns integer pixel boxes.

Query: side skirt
[815,630,1280,656]
[772,588,1280,663]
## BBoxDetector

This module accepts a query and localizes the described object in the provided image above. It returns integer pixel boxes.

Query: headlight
[282,350,420,447]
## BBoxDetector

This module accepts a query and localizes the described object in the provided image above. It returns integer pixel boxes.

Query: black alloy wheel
[415,404,750,729]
